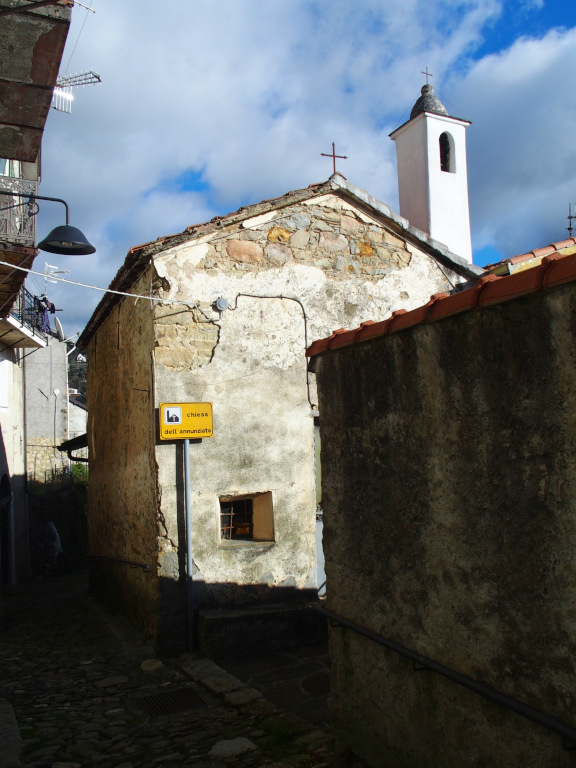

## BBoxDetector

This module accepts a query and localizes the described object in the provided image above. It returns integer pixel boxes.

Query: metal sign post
[159,403,213,651]
[183,437,193,651]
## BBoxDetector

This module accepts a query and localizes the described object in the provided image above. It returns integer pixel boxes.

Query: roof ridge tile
[478,265,544,306]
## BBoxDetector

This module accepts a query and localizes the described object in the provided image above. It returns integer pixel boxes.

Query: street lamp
[0,191,96,255]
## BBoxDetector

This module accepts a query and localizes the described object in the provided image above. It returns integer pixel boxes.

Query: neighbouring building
[0,0,71,609]
[307,241,576,768]
[78,100,482,650]
[68,397,87,444]
[25,336,87,481]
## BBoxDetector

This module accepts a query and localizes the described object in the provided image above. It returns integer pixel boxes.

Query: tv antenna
[568,204,576,238]
[44,262,69,294]
[51,70,101,115]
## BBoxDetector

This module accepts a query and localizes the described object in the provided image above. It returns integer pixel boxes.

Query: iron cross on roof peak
[421,67,433,84]
[321,142,348,175]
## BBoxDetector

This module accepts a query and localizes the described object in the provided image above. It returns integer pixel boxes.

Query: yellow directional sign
[159,402,213,440]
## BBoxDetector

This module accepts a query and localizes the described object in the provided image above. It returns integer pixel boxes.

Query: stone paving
[0,573,367,768]
[219,644,332,730]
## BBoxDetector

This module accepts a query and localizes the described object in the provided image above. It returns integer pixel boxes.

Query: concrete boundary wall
[315,280,576,767]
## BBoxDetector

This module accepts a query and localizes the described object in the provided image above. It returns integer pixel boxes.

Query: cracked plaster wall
[85,192,463,645]
[151,192,460,607]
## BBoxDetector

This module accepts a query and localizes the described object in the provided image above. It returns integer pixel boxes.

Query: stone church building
[78,85,482,650]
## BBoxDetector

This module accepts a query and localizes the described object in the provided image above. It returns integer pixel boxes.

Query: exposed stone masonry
[27,438,68,481]
[153,304,220,371]
[195,198,411,279]
[152,197,413,373]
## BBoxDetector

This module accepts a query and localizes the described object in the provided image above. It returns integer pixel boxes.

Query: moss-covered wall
[316,281,576,767]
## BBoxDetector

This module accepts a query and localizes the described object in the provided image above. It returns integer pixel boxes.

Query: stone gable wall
[315,281,576,768]
[183,193,412,280]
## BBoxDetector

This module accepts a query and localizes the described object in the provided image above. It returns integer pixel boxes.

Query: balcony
[0,176,38,247]
[13,285,50,335]
[0,284,48,350]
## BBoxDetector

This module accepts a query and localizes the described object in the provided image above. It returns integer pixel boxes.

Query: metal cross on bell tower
[421,67,433,84]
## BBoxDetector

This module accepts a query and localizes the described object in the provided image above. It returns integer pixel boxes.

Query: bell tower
[390,83,472,263]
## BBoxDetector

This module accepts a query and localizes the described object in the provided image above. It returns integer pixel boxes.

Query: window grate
[134,686,207,716]
[220,498,253,540]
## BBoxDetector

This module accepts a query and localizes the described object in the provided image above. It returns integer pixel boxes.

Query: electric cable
[0,260,197,309]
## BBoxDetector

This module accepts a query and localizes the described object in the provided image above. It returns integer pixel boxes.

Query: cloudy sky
[30,0,576,338]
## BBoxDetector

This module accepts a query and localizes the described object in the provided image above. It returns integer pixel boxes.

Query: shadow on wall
[89,561,326,658]
[0,428,12,593]
[27,478,88,576]
[0,437,29,590]
[87,437,323,656]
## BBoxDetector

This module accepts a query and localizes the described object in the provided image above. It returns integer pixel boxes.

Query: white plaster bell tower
[390,83,473,263]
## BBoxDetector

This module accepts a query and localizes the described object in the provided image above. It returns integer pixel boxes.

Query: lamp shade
[37,224,96,255]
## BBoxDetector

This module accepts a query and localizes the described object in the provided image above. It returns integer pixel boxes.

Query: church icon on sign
[164,407,182,424]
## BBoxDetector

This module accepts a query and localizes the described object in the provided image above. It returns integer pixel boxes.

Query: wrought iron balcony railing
[10,285,49,338]
[0,176,38,246]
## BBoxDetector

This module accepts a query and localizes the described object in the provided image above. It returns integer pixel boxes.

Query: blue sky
[32,0,576,334]
[477,1,576,56]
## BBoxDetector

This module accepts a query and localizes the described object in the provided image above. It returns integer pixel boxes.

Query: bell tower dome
[390,83,473,263]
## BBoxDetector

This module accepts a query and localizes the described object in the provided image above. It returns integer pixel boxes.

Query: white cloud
[449,25,576,258]
[35,0,573,333]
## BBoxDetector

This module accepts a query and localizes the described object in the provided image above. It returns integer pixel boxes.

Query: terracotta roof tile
[388,306,425,332]
[328,328,355,350]
[130,241,154,253]
[542,251,576,288]
[307,249,576,357]
[477,266,544,306]
[356,318,395,343]
[486,238,576,271]
[306,338,331,356]
[551,239,576,251]
[429,278,495,320]
[508,253,538,265]
[530,245,556,259]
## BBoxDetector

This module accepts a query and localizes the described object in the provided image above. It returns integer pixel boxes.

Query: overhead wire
[0,259,196,308]
[63,0,95,75]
